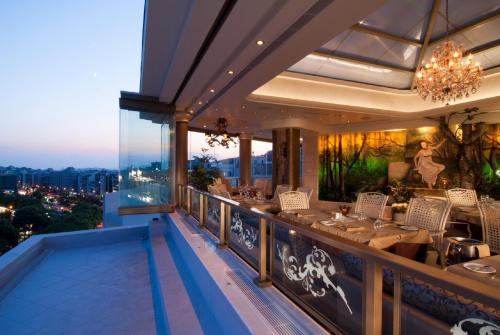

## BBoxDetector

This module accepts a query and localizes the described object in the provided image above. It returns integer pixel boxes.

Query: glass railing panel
[395,274,500,335]
[192,191,201,221]
[227,204,260,269]
[271,220,363,335]
[206,196,221,237]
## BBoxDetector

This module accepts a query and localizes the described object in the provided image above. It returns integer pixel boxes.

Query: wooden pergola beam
[313,51,413,73]
[351,24,422,47]
[410,0,441,89]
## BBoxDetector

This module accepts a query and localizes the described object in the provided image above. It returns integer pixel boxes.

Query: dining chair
[272,184,292,204]
[354,192,388,219]
[445,188,479,238]
[279,191,310,211]
[297,186,313,200]
[405,197,452,267]
[478,201,500,254]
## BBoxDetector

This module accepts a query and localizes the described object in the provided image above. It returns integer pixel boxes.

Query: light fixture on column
[415,0,482,103]
[205,118,238,149]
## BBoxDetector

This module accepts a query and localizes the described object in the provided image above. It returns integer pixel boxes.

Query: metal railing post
[363,262,383,335]
[186,188,192,215]
[199,193,206,227]
[392,270,402,335]
[254,217,271,287]
[219,202,228,248]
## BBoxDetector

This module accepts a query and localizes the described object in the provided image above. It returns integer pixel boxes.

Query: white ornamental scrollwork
[231,212,258,250]
[277,244,353,314]
[450,318,500,335]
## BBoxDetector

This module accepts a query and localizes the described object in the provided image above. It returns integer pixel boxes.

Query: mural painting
[318,110,500,202]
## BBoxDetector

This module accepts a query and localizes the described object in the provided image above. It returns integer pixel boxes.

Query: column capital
[238,132,253,140]
[175,110,192,122]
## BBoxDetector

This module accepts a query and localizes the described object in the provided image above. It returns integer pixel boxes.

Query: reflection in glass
[119,109,174,207]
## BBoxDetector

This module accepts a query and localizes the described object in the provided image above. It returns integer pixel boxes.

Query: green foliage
[0,219,18,254]
[386,180,413,203]
[40,201,102,234]
[188,150,220,191]
[12,204,51,233]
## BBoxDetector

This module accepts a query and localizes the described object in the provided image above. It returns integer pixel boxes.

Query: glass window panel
[289,54,412,89]
[359,0,433,41]
[252,140,272,180]
[119,109,174,207]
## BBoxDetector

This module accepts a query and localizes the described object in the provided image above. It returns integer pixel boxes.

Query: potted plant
[386,180,412,222]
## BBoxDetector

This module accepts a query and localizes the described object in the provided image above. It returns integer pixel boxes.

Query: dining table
[447,254,500,288]
[233,196,280,213]
[278,208,433,258]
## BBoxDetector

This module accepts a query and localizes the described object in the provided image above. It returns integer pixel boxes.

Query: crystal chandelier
[205,118,238,148]
[415,0,482,103]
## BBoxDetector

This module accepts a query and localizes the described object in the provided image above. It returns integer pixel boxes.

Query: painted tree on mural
[319,132,405,201]
[435,108,499,192]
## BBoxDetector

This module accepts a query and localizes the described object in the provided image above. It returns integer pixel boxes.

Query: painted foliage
[319,122,500,202]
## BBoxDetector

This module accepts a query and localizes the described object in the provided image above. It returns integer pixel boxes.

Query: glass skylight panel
[321,30,350,53]
[288,54,412,89]
[431,0,500,40]
[476,48,500,69]
[333,30,397,61]
[378,42,419,69]
[358,0,433,41]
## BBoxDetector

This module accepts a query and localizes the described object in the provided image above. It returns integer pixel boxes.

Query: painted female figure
[414,139,446,188]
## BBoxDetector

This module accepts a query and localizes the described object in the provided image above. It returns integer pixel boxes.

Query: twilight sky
[0,0,144,169]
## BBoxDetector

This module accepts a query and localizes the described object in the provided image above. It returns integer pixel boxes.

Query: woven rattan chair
[354,192,388,219]
[405,197,452,266]
[445,188,479,238]
[446,188,478,207]
[297,186,313,200]
[479,201,500,254]
[273,184,292,204]
[279,191,310,211]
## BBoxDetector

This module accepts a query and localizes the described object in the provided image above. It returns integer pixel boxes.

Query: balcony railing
[178,185,500,335]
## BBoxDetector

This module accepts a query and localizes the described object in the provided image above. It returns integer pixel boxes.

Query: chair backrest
[445,188,478,207]
[479,201,500,254]
[405,197,452,233]
[279,191,310,211]
[273,184,292,203]
[354,192,388,219]
[297,186,313,200]
[207,185,219,195]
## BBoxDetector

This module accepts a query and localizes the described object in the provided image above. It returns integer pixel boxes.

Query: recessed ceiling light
[189,110,194,114]
[227,70,234,75]
[210,89,215,93]
[203,125,207,128]
[198,101,202,105]
[256,40,265,46]
[242,105,246,109]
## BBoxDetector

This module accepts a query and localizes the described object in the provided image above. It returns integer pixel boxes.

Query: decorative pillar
[175,111,190,203]
[272,128,300,191]
[239,132,253,186]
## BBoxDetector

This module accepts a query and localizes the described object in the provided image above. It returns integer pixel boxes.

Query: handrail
[179,184,500,333]
[186,185,500,308]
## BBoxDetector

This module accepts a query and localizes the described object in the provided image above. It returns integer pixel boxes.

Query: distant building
[0,174,18,191]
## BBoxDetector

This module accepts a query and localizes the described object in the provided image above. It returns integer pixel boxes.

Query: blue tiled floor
[0,241,156,335]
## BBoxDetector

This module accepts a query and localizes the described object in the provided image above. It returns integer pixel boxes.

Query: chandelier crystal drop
[415,0,483,103]
[205,117,238,149]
